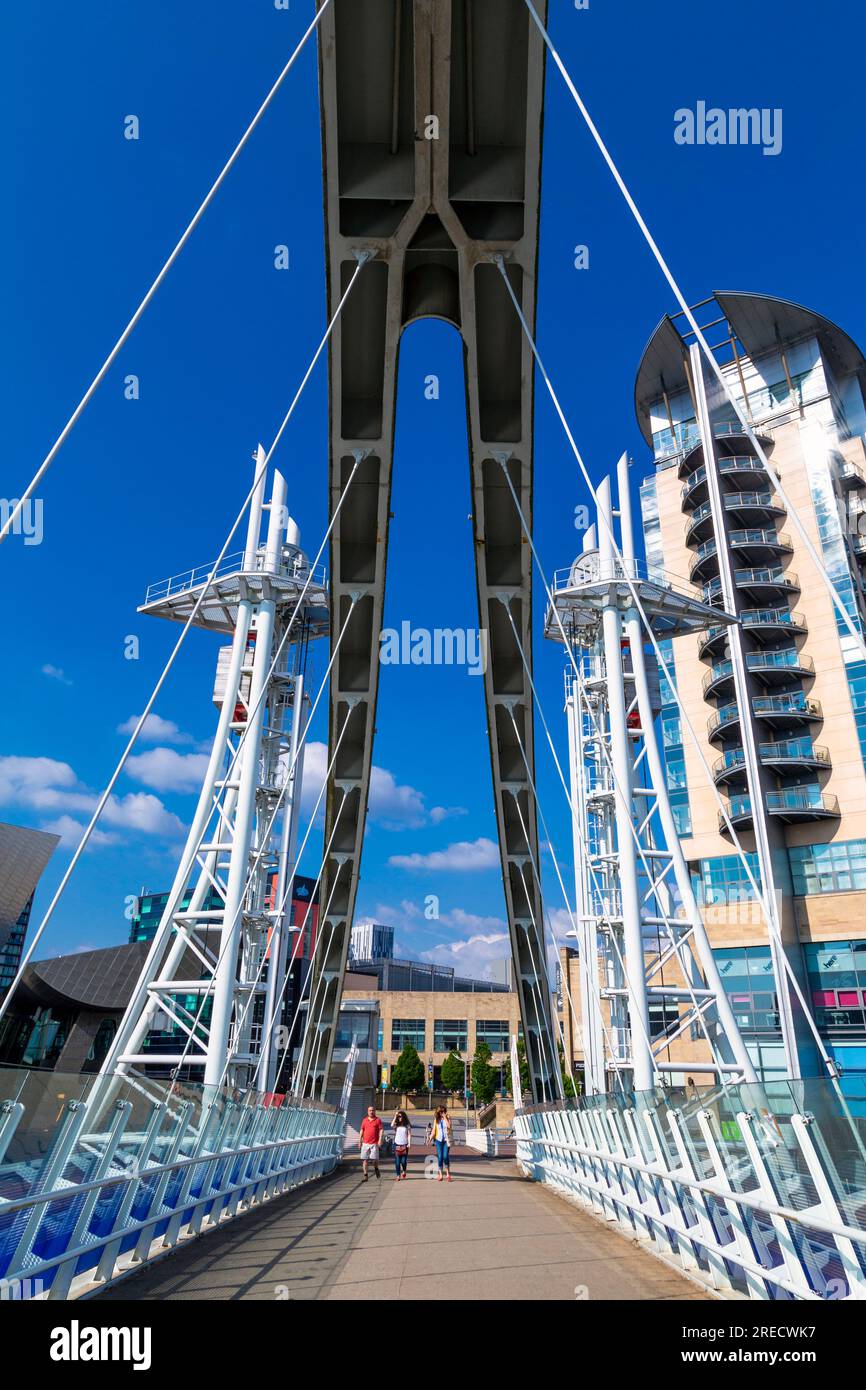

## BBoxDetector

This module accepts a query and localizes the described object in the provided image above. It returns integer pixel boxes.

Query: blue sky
[2,0,864,977]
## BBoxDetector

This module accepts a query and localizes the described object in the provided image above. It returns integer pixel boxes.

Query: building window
[391,1018,426,1052]
[789,840,866,895]
[713,946,780,1036]
[693,852,761,906]
[803,941,866,1036]
[474,1019,510,1052]
[433,1019,467,1053]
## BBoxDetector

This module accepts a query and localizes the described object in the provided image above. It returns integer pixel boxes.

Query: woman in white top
[391,1110,411,1180]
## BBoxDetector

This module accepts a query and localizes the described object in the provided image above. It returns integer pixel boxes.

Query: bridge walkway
[93,1147,709,1303]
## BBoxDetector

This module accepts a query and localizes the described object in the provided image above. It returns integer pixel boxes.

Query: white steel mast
[98,451,329,1094]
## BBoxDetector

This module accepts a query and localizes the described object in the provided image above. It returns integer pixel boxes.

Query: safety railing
[0,1066,344,1299]
[515,1076,866,1300]
[143,550,328,605]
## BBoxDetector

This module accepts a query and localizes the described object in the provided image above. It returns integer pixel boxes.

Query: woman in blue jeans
[391,1110,411,1180]
[431,1105,453,1182]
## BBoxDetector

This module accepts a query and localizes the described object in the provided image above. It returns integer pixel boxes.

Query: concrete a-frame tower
[298,0,559,1101]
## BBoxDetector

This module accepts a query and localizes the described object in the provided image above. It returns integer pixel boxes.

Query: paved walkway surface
[94,1148,708,1302]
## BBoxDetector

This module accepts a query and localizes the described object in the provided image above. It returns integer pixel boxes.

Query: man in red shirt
[359,1105,383,1182]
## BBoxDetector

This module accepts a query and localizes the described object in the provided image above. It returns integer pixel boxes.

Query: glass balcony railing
[742,607,805,631]
[766,787,840,815]
[734,567,799,590]
[729,528,791,551]
[761,738,829,764]
[707,701,740,735]
[703,660,734,694]
[712,738,830,780]
[746,648,814,675]
[753,692,822,719]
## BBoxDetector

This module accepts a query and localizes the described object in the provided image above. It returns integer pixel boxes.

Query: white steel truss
[98,451,329,1093]
[548,453,756,1094]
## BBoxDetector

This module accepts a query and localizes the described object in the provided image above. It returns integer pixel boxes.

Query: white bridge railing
[0,1067,344,1300]
[515,1077,866,1301]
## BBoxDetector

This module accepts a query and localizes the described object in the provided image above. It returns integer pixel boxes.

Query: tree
[503,1037,531,1099]
[440,1049,464,1093]
[470,1040,497,1106]
[391,1043,425,1093]
[560,1044,577,1099]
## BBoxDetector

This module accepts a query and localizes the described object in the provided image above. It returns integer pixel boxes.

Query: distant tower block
[99,449,329,1093]
[546,453,755,1094]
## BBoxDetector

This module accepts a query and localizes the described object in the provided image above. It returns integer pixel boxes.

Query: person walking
[359,1104,383,1182]
[391,1110,411,1180]
[431,1105,453,1182]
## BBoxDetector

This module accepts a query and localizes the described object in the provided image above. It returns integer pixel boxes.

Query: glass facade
[789,839,866,895]
[803,940,866,1037]
[391,1018,426,1051]
[693,852,761,906]
[433,1019,467,1052]
[475,1019,510,1052]
[714,946,780,1036]
[0,893,32,994]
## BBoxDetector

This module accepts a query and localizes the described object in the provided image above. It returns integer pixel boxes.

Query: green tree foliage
[440,1049,464,1092]
[390,1044,425,1092]
[470,1040,497,1105]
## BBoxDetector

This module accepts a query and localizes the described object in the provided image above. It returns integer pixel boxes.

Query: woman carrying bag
[391,1110,412,1180]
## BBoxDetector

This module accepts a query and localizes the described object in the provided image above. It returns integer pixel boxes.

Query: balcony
[837,460,865,491]
[733,567,799,601]
[730,529,792,565]
[689,538,719,582]
[703,659,735,699]
[681,456,770,509]
[719,786,839,834]
[745,648,814,686]
[760,738,830,773]
[742,607,807,643]
[712,738,830,787]
[707,701,741,740]
[698,608,807,660]
[752,692,823,728]
[767,787,840,822]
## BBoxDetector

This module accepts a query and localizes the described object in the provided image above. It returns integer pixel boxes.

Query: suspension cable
[523,0,866,667]
[0,1,334,547]
[0,261,364,1027]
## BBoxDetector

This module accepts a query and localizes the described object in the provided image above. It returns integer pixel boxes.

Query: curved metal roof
[634,290,866,447]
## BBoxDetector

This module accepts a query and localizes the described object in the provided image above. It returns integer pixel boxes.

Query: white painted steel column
[204,469,287,1087]
[260,669,307,1094]
[566,685,605,1094]
[597,477,653,1090]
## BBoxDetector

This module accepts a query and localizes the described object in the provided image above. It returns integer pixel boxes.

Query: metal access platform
[140,548,330,636]
[545,555,737,644]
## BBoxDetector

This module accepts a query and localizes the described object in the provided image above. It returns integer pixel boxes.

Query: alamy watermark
[1,497,43,545]
[379,622,488,676]
[674,102,783,157]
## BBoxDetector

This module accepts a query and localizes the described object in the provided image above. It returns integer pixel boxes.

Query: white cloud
[40,815,120,851]
[41,664,73,687]
[300,742,431,830]
[429,805,469,825]
[125,748,210,794]
[117,714,195,745]
[388,837,499,872]
[0,755,185,849]
[421,931,510,980]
